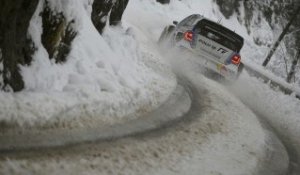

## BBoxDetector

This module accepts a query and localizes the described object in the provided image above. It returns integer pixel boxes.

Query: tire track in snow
[0,84,191,152]
[0,76,289,175]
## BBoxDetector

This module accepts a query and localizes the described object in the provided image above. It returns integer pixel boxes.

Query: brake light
[231,54,241,65]
[184,31,193,42]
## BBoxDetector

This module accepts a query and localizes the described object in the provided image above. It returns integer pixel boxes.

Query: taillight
[231,54,241,65]
[184,31,193,42]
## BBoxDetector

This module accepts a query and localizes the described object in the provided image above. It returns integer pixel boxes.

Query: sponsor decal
[198,38,228,54]
[217,63,223,71]
[217,63,227,75]
[217,48,228,54]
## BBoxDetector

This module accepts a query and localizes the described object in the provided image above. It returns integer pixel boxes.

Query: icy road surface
[0,74,289,175]
[0,1,298,174]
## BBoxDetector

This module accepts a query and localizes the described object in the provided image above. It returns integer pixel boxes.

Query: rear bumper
[202,57,239,81]
[175,45,239,80]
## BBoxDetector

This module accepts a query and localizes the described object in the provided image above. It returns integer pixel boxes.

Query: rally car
[158,14,244,80]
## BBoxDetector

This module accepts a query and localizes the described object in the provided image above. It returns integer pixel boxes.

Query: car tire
[158,25,175,44]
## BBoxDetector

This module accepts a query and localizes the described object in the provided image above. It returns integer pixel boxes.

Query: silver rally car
[159,14,244,80]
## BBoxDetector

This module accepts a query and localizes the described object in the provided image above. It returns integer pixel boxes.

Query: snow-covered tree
[214,0,300,83]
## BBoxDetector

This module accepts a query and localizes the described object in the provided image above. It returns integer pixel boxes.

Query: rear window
[177,14,199,28]
[194,19,243,52]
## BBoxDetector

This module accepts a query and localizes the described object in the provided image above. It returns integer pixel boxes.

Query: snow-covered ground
[124,0,300,135]
[125,0,300,173]
[0,0,296,138]
[228,72,300,173]
[0,0,176,127]
[0,70,288,175]
[0,0,299,174]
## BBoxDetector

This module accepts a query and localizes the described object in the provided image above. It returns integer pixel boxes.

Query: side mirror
[173,21,178,25]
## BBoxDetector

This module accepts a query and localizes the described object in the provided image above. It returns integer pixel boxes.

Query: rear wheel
[158,25,175,44]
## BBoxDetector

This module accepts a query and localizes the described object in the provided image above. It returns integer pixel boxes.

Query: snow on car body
[159,14,244,80]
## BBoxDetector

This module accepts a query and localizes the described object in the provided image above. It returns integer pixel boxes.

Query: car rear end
[174,17,244,80]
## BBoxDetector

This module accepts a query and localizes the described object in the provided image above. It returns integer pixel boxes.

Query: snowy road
[0,84,190,151]
[228,73,300,175]
[0,74,289,175]
[229,75,300,175]
[0,0,299,174]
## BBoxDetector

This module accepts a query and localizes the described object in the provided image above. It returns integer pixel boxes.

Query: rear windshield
[194,19,244,52]
[178,14,200,28]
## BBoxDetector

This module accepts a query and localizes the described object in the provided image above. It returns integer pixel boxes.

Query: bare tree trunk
[0,0,38,92]
[286,48,300,83]
[262,5,300,67]
[156,0,170,4]
[110,0,129,26]
[91,0,129,34]
[91,0,114,34]
[41,1,77,63]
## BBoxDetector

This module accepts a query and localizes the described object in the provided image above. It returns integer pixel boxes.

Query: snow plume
[0,0,175,127]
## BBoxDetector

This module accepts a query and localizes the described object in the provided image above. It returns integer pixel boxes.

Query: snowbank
[0,0,176,127]
[229,72,300,172]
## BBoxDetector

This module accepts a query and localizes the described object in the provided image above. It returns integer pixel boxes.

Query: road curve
[0,84,191,151]
[0,75,289,175]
